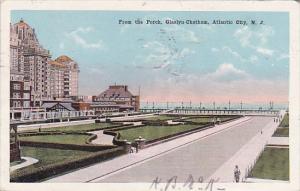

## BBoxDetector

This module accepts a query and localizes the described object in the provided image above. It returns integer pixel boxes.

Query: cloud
[211,46,259,64]
[256,47,274,57]
[234,26,275,58]
[66,27,103,49]
[277,53,289,61]
[142,65,287,103]
[206,63,248,82]
[234,25,274,48]
[138,41,194,71]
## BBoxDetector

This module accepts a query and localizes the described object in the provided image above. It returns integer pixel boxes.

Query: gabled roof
[98,85,133,99]
[42,102,75,111]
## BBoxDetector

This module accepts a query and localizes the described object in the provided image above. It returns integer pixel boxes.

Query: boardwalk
[45,116,278,183]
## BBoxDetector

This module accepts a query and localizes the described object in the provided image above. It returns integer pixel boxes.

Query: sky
[11,11,289,104]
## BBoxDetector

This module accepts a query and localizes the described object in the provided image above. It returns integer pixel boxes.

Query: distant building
[10,19,52,107]
[71,102,91,111]
[92,85,140,114]
[50,60,66,99]
[55,55,80,98]
[41,101,75,112]
[10,19,80,113]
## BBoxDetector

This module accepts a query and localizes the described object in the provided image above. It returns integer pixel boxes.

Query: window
[13,93,20,98]
[13,84,21,90]
[23,93,30,99]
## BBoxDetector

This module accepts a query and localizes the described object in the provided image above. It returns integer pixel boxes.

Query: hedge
[145,123,214,146]
[10,146,126,182]
[19,140,116,151]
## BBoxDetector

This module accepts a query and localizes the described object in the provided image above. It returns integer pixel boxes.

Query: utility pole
[240,101,243,110]
[190,101,192,109]
[229,100,231,110]
[200,102,202,110]
[213,101,215,110]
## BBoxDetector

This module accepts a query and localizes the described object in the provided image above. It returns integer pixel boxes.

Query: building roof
[55,55,74,63]
[90,102,134,109]
[49,60,66,68]
[42,102,75,111]
[97,85,134,99]
[14,19,30,28]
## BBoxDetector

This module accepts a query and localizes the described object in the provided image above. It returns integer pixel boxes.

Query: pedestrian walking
[130,145,134,153]
[234,165,241,183]
[133,142,139,153]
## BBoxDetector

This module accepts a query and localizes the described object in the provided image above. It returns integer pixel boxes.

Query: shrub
[10,147,126,182]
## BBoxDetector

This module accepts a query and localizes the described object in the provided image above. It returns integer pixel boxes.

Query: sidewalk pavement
[104,113,155,122]
[207,111,286,183]
[268,137,289,146]
[10,157,39,172]
[88,130,114,145]
[45,116,251,183]
[245,178,289,183]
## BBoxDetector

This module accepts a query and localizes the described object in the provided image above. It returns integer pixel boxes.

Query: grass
[19,134,91,145]
[144,115,179,121]
[273,113,289,137]
[185,117,234,123]
[11,146,93,176]
[279,114,289,128]
[118,124,202,142]
[273,128,289,137]
[249,147,289,181]
[23,123,117,133]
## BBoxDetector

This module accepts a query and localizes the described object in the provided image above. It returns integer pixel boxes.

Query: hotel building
[10,19,80,120]
[55,55,80,98]
[91,85,140,114]
[10,19,51,107]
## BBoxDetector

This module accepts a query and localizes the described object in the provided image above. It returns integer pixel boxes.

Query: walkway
[45,116,258,183]
[88,130,114,145]
[207,116,279,182]
[268,137,289,146]
[245,178,289,183]
[10,157,39,172]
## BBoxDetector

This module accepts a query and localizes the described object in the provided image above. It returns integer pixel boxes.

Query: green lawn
[24,123,117,133]
[19,134,91,145]
[11,146,93,176]
[273,128,289,137]
[118,124,202,142]
[144,115,179,121]
[279,113,289,128]
[249,147,289,181]
[273,113,289,137]
[185,117,233,123]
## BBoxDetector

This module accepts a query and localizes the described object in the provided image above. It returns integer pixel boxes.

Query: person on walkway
[130,145,134,153]
[133,142,139,153]
[234,165,241,183]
